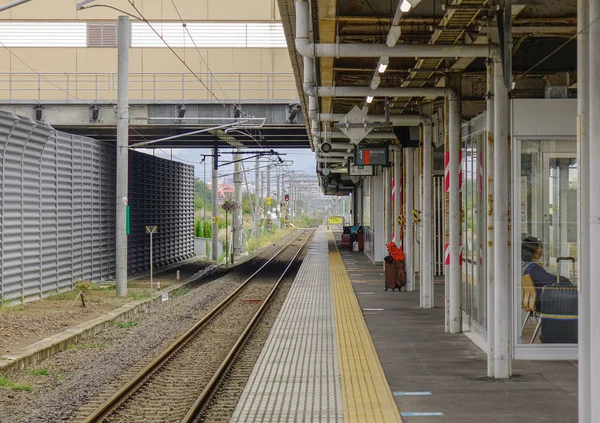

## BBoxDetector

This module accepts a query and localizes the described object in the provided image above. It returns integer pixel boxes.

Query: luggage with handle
[539,257,578,344]
[384,258,406,291]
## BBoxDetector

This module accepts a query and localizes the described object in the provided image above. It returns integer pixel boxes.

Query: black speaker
[393,126,420,148]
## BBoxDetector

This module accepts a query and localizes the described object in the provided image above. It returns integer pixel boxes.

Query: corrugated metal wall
[0,112,194,302]
[0,111,116,301]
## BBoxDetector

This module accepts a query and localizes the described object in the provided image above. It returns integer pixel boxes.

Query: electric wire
[168,0,250,118]
[516,15,600,80]
[0,40,96,108]
[126,0,252,120]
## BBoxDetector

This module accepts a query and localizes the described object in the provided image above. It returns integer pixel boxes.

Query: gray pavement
[340,248,578,423]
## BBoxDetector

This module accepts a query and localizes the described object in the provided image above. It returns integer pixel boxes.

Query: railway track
[78,228,314,423]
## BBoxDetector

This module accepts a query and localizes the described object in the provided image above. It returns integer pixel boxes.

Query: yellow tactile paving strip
[328,232,403,423]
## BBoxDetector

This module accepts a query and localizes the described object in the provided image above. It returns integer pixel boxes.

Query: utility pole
[254,157,259,239]
[115,16,130,297]
[276,172,281,225]
[266,165,271,227]
[233,149,243,257]
[212,143,219,261]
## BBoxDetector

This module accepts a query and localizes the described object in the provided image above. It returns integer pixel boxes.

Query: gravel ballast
[0,232,301,423]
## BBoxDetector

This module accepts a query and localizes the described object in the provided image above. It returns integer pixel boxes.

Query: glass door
[514,139,578,359]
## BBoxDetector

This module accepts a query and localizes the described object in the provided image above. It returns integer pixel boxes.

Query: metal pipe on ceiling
[295,0,498,59]
[316,86,449,98]
[320,113,421,126]
[321,131,398,140]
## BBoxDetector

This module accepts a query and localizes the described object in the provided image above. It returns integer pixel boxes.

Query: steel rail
[181,228,315,422]
[81,229,313,423]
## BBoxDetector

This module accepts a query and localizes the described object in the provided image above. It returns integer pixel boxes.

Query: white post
[449,91,462,333]
[149,230,153,302]
[233,149,243,256]
[254,157,260,238]
[405,148,415,291]
[578,0,591,419]
[486,59,496,377]
[211,145,219,261]
[394,147,402,246]
[493,58,511,379]
[385,166,393,243]
[115,16,130,297]
[588,0,600,418]
[421,119,434,308]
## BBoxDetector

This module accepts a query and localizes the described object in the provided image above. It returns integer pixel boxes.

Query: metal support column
[486,59,496,377]
[385,166,393,244]
[405,148,415,291]
[115,16,130,297]
[211,145,219,261]
[394,148,402,246]
[276,173,281,223]
[588,0,600,418]
[266,166,271,218]
[254,157,259,238]
[493,58,511,379]
[421,119,434,308]
[578,0,591,419]
[233,149,243,257]
[449,91,462,333]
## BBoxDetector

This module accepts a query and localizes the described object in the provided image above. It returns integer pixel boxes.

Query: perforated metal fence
[0,112,194,302]
[128,151,194,274]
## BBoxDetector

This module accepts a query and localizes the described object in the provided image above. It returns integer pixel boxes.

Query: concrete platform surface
[339,247,578,423]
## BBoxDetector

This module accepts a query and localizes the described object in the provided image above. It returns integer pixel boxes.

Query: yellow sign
[266,196,272,205]
[327,216,343,225]
[212,216,219,224]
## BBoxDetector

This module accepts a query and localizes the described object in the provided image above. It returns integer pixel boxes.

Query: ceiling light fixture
[400,0,411,12]
[378,57,389,73]
[366,96,374,104]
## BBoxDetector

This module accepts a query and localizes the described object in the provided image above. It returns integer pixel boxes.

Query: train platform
[231,227,578,422]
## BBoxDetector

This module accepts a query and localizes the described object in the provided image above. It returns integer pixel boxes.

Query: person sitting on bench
[521,237,570,308]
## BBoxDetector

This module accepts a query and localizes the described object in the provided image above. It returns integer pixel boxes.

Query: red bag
[386,242,405,261]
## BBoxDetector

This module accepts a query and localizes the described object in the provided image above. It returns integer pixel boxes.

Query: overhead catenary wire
[126,0,253,120]
[168,0,249,119]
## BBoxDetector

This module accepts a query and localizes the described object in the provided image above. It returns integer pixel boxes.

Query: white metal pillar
[493,58,511,379]
[115,16,130,297]
[254,157,259,238]
[486,59,496,377]
[588,0,600,418]
[266,166,271,217]
[421,119,434,308]
[448,91,462,333]
[385,166,393,244]
[578,0,591,420]
[233,149,243,257]
[211,145,219,261]
[405,148,415,291]
[393,147,402,246]
[276,173,281,223]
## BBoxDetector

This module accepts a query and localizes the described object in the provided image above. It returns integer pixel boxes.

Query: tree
[194,179,212,211]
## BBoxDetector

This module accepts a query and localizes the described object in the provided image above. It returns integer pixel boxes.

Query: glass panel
[516,140,578,345]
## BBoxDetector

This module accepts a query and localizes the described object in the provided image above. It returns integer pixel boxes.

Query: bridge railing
[0,72,299,104]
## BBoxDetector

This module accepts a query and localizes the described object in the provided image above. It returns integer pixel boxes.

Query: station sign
[348,164,374,176]
[354,144,389,166]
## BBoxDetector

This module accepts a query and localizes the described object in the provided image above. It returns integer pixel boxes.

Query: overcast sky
[138,148,317,181]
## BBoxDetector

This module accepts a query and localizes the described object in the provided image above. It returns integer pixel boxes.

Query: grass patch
[115,321,138,329]
[24,367,49,376]
[172,287,190,298]
[0,375,33,391]
[68,341,106,350]
[127,291,149,301]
